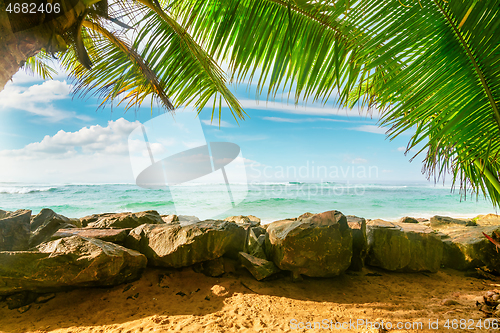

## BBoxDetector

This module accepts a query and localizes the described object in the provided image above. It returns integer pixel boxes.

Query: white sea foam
[0,186,57,194]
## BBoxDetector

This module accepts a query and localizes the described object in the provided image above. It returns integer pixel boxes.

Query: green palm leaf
[173,0,500,205]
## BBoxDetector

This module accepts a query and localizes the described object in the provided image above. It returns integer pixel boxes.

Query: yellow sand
[0,267,495,333]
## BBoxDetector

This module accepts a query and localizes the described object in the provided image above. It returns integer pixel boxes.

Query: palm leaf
[173,0,500,205]
[58,0,244,118]
[23,50,57,80]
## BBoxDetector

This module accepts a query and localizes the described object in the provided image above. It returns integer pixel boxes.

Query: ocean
[0,182,496,223]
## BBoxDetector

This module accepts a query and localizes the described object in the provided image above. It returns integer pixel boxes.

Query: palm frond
[23,50,57,80]
[172,0,500,205]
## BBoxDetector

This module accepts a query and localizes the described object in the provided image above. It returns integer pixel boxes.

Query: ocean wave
[122,201,175,209]
[0,187,58,194]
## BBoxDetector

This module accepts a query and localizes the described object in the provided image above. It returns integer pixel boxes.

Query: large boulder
[472,214,500,226]
[346,215,367,271]
[264,210,352,278]
[0,209,31,251]
[366,220,443,272]
[84,210,164,229]
[125,220,248,268]
[29,209,77,248]
[0,236,147,296]
[430,215,476,228]
[51,228,131,244]
[440,225,500,271]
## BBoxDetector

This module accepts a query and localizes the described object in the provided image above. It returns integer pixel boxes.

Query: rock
[225,215,261,226]
[5,291,37,309]
[29,209,76,247]
[85,210,164,229]
[399,216,419,224]
[245,226,267,259]
[161,215,179,224]
[0,210,12,219]
[51,228,131,244]
[265,210,352,277]
[0,209,31,251]
[297,212,314,219]
[193,258,225,277]
[80,213,114,227]
[472,214,500,226]
[440,226,500,271]
[211,284,228,297]
[366,220,443,272]
[0,236,147,296]
[441,299,460,306]
[178,215,200,225]
[125,220,247,268]
[347,215,367,271]
[430,215,476,228]
[35,293,56,304]
[239,252,280,281]
[17,304,31,313]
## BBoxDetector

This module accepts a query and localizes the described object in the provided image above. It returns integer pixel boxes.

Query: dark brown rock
[0,236,147,296]
[193,258,225,277]
[125,220,247,268]
[399,216,419,224]
[245,226,267,259]
[0,209,31,251]
[347,215,367,271]
[29,209,76,247]
[440,225,500,271]
[265,210,352,278]
[85,210,164,229]
[366,220,443,272]
[430,215,476,228]
[239,252,280,281]
[51,228,131,244]
[161,215,179,224]
[225,215,261,226]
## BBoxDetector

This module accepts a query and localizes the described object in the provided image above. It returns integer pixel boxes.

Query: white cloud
[397,146,406,152]
[350,125,387,135]
[0,118,145,183]
[262,116,350,123]
[238,99,379,118]
[201,118,235,128]
[0,80,91,122]
[0,118,141,159]
[352,158,368,164]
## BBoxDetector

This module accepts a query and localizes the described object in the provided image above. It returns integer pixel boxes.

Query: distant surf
[0,182,496,221]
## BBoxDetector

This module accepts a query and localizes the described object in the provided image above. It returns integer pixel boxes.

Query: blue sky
[0,67,433,184]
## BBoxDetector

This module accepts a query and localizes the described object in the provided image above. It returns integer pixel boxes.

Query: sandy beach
[0,265,496,333]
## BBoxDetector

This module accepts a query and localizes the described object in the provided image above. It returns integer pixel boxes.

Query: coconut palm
[1,0,244,118]
[170,0,500,205]
[3,0,500,205]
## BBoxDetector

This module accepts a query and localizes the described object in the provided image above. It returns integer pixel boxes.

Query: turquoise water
[0,182,496,222]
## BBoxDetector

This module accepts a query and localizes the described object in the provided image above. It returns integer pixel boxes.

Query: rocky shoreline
[0,208,499,312]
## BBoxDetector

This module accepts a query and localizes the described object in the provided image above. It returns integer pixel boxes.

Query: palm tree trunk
[0,0,85,90]
[0,31,45,90]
